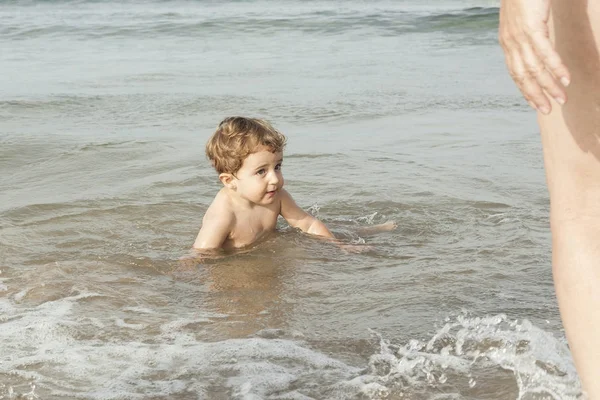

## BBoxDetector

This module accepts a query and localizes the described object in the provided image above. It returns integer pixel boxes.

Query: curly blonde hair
[206,117,287,174]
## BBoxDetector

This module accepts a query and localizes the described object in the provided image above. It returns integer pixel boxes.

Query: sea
[0,0,582,399]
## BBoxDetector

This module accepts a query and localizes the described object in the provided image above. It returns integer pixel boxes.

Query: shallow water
[0,0,582,398]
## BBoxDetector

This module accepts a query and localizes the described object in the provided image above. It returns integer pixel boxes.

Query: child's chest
[227,206,280,248]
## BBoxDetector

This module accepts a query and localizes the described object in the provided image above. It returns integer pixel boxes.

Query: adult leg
[540,0,600,397]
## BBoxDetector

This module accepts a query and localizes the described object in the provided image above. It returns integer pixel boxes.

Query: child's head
[206,117,287,175]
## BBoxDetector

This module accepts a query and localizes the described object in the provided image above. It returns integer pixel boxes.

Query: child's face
[232,148,284,205]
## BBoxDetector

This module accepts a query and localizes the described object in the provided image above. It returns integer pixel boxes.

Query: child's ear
[219,173,236,190]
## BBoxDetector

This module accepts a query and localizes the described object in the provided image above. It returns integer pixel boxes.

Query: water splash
[0,382,38,400]
[356,212,378,225]
[307,203,321,216]
[346,313,581,399]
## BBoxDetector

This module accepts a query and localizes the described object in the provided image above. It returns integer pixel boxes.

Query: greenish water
[0,1,581,398]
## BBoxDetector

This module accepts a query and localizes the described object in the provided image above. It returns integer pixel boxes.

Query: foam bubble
[0,293,582,399]
[0,292,358,398]
[343,313,581,399]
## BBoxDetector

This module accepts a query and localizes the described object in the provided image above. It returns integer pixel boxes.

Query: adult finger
[509,44,550,113]
[530,30,571,87]
[520,40,566,108]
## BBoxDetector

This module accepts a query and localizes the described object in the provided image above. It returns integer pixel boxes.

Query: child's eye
[275,163,282,171]
[256,169,266,175]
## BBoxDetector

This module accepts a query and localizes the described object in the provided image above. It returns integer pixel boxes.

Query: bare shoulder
[203,189,235,226]
[193,189,235,250]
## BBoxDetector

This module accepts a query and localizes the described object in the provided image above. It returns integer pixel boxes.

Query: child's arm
[177,209,232,272]
[279,189,335,239]
[356,221,397,235]
[192,206,234,250]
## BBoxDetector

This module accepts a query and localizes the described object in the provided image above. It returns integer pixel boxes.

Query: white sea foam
[0,291,581,400]
[341,314,581,399]
[0,293,359,399]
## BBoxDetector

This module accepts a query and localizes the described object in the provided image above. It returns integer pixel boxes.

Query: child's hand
[340,243,374,254]
[356,220,398,236]
[177,253,203,270]
[177,248,225,270]
[376,220,397,232]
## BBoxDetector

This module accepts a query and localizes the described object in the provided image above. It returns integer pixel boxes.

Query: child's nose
[269,172,280,184]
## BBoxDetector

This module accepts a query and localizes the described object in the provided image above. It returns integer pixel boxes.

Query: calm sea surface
[0,0,581,399]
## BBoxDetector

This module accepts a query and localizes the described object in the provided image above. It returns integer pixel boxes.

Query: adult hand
[499,0,571,114]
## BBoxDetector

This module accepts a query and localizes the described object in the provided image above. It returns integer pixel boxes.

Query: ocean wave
[0,7,499,40]
[0,303,580,399]
[352,313,581,399]
[0,92,527,128]
[419,6,499,31]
